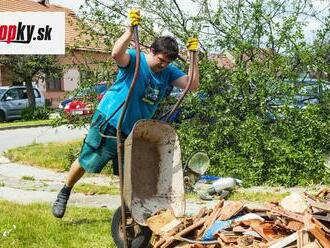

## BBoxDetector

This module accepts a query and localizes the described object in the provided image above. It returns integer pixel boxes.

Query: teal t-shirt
[97,49,185,135]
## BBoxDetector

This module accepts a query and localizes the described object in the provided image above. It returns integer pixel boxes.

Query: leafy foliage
[21,107,50,121]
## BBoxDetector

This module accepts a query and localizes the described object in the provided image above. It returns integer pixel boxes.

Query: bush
[64,146,80,171]
[177,59,330,187]
[21,107,50,121]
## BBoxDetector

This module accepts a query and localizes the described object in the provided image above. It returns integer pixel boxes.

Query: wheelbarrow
[109,24,197,247]
[111,119,186,247]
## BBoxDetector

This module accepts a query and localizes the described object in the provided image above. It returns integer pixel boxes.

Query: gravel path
[2,154,321,214]
[0,125,87,154]
[0,156,122,209]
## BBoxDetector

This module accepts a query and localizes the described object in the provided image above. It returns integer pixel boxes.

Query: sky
[50,0,329,17]
[50,0,84,12]
[51,0,329,42]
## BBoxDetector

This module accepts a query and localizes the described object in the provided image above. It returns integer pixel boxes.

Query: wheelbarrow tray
[123,119,185,225]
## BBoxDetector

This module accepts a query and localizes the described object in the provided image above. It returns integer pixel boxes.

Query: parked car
[270,79,329,106]
[59,83,108,116]
[293,79,330,108]
[0,86,45,122]
[266,78,330,121]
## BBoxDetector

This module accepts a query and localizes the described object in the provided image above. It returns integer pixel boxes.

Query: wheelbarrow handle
[116,25,141,248]
[164,51,197,123]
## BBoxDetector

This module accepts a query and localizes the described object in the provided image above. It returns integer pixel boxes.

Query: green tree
[0,55,61,108]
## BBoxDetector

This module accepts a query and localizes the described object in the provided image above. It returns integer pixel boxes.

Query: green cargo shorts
[78,111,125,175]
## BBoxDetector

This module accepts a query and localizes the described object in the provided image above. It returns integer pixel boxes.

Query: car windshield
[0,89,6,96]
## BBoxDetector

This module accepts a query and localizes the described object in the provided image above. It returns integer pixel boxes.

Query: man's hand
[128,8,141,26]
[172,37,200,90]
[186,37,199,52]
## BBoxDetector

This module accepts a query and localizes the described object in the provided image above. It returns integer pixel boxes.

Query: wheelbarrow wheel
[111,207,152,248]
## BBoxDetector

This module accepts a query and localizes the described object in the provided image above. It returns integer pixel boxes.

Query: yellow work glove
[128,8,141,26]
[186,37,199,52]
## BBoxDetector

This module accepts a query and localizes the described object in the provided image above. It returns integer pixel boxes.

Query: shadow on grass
[64,218,110,225]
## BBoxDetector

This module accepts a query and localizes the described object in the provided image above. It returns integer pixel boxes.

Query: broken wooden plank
[297,230,311,248]
[310,201,330,213]
[309,215,330,233]
[313,213,330,222]
[301,242,323,248]
[237,235,255,247]
[160,216,208,248]
[268,232,298,248]
[147,209,177,235]
[159,219,182,235]
[218,200,245,220]
[315,188,330,200]
[288,220,305,231]
[217,232,240,244]
[308,223,330,247]
[153,223,184,248]
[173,236,220,245]
[205,203,223,227]
[196,200,224,237]
[251,223,274,242]
[268,203,304,223]
[193,207,208,224]
[304,214,330,248]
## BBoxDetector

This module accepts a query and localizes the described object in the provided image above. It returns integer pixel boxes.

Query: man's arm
[111,9,141,67]
[172,55,200,90]
[111,27,134,68]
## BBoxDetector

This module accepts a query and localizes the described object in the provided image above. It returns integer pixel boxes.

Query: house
[209,51,236,70]
[0,0,112,107]
[209,48,278,70]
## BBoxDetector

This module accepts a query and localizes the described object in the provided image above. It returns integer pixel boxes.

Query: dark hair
[150,36,179,61]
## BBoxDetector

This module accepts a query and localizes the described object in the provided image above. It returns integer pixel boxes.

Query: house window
[47,77,61,91]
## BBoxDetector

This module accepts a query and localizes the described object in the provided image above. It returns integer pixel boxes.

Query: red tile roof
[0,0,73,13]
[209,53,235,69]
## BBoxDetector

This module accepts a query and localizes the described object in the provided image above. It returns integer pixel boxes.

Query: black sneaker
[52,186,71,218]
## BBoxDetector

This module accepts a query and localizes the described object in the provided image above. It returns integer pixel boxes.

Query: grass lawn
[5,141,83,172]
[4,140,113,174]
[0,119,52,129]
[186,191,289,202]
[73,183,120,195]
[228,191,289,202]
[0,200,115,248]
[0,195,289,248]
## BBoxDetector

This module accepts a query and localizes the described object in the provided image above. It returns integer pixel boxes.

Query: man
[52,9,199,218]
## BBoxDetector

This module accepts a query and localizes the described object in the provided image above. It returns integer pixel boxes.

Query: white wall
[63,68,80,91]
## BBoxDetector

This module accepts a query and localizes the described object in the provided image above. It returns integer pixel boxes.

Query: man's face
[149,50,172,72]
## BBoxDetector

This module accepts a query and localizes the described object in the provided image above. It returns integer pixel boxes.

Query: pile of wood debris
[148,188,330,248]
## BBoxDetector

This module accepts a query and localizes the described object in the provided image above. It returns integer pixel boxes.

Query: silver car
[0,86,45,122]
